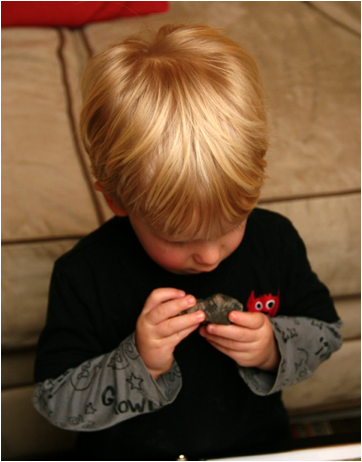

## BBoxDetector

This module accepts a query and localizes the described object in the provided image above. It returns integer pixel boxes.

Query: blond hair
[80,24,268,239]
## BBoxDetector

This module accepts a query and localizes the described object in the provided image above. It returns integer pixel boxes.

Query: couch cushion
[1,386,77,460]
[2,28,108,241]
[2,349,36,389]
[1,1,169,27]
[261,194,361,297]
[2,240,81,351]
[282,339,361,413]
[334,296,362,340]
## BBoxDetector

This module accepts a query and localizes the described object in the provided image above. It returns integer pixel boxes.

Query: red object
[246,290,280,317]
[1,1,169,27]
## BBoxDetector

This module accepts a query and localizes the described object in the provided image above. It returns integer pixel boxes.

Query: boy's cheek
[149,251,188,273]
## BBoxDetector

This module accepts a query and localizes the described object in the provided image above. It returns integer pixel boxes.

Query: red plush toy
[1,1,169,28]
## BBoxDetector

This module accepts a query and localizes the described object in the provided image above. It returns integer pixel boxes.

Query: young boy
[33,24,342,461]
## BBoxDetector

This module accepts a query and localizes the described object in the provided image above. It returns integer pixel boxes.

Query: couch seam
[259,188,361,205]
[303,1,361,38]
[79,27,94,58]
[2,189,360,245]
[332,293,362,302]
[1,235,86,246]
[56,28,106,226]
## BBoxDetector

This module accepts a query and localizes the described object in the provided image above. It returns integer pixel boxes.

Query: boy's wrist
[257,343,281,373]
[147,360,174,381]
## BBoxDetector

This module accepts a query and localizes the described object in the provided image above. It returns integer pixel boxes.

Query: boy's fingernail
[187,296,196,305]
[196,311,205,320]
[229,312,237,321]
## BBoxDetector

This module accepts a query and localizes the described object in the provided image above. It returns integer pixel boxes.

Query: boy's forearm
[238,316,342,396]
[33,332,182,431]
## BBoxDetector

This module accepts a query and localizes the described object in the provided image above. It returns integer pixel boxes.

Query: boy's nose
[193,242,221,267]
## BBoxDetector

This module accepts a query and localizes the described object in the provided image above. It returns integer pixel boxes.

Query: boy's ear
[94,181,128,217]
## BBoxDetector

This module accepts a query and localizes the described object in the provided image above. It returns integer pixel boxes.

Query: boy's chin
[165,266,218,275]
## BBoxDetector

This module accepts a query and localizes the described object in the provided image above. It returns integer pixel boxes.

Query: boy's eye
[164,239,186,246]
[171,241,186,246]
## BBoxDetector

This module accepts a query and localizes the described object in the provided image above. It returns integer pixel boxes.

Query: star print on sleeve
[85,402,97,414]
[126,373,143,390]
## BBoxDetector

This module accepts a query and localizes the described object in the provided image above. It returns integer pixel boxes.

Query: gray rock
[181,293,243,324]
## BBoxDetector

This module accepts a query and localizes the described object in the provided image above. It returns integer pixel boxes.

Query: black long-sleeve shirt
[33,208,341,460]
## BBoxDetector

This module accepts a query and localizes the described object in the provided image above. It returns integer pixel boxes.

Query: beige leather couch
[2,2,360,459]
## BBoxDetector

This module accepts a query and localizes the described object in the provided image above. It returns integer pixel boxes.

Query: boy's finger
[172,319,204,342]
[157,310,205,336]
[148,295,197,324]
[169,312,205,344]
[202,323,254,343]
[228,310,265,329]
[143,288,186,313]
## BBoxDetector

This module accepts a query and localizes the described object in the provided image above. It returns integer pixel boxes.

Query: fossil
[181,293,243,324]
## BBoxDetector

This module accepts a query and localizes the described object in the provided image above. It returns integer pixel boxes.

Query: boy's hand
[199,311,280,372]
[136,288,205,380]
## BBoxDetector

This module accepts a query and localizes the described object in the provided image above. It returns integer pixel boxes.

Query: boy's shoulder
[247,207,300,247]
[55,216,130,268]
[250,207,294,230]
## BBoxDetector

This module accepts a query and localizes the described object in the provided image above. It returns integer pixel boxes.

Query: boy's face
[94,182,246,274]
[129,214,247,275]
